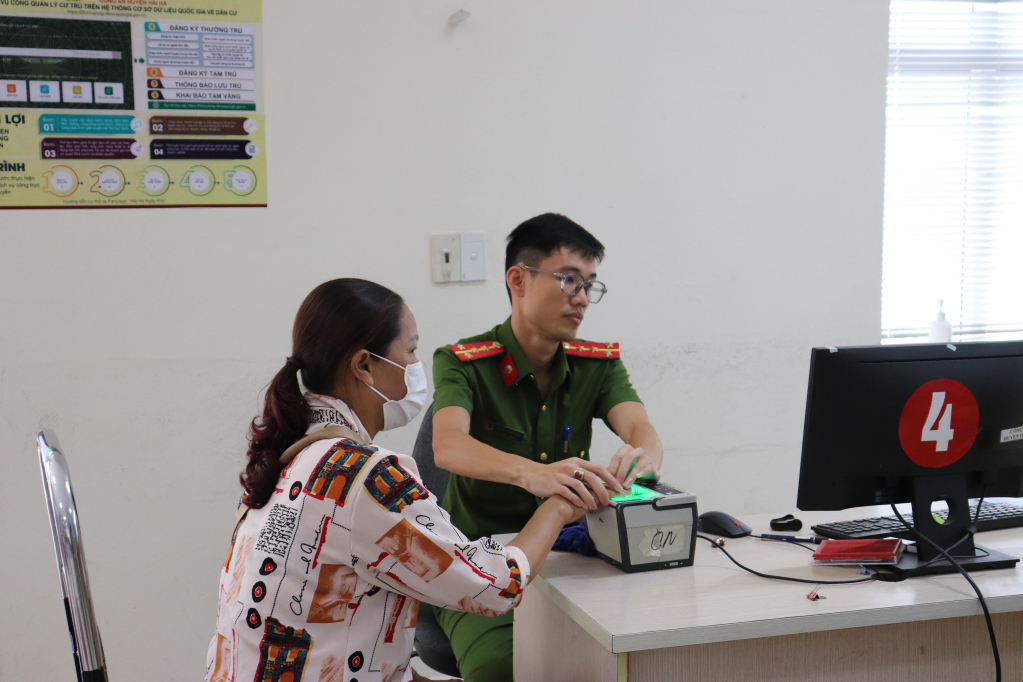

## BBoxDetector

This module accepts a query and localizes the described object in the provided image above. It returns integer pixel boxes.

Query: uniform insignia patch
[448,341,504,361]
[499,352,518,387]
[562,341,620,359]
[304,439,377,506]
[364,455,429,513]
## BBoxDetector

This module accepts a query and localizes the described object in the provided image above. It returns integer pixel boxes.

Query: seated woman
[206,278,586,682]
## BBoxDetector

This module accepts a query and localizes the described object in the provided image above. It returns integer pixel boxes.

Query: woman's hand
[519,457,623,510]
[542,493,589,525]
[507,494,590,577]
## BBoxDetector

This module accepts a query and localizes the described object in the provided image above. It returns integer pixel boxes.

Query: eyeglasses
[518,265,608,304]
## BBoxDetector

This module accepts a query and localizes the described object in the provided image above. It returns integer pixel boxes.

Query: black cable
[879,492,982,580]
[898,531,971,578]
[890,501,999,682]
[697,534,877,585]
[751,535,817,551]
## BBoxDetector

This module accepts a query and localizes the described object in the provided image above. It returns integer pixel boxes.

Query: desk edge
[607,593,1023,653]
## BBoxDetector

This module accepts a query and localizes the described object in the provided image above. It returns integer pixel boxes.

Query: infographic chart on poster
[0,0,265,208]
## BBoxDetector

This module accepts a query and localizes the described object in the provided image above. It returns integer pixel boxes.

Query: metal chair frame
[38,429,108,682]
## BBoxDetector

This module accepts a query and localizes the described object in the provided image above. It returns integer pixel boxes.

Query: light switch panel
[431,233,461,283]
[460,232,487,281]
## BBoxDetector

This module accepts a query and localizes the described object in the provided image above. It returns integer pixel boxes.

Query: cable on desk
[889,499,1000,682]
[696,534,878,585]
[751,535,817,551]
[893,541,990,580]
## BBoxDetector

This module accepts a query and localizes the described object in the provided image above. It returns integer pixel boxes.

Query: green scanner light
[609,460,662,502]
[610,485,662,502]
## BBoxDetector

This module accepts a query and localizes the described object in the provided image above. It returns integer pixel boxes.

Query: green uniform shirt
[432,317,642,540]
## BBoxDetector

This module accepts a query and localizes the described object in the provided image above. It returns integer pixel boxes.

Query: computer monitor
[796,340,1023,572]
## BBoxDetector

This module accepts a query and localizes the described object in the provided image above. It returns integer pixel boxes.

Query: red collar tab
[499,352,519,387]
[563,341,620,359]
[449,341,504,362]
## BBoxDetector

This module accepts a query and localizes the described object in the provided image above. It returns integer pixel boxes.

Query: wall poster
[0,0,265,208]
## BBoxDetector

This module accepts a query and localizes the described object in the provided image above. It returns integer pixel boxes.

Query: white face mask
[364,352,428,431]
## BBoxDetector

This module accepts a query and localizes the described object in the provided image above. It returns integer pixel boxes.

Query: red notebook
[812,538,905,565]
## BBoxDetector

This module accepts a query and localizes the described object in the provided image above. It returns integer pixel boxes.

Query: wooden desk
[512,505,1023,682]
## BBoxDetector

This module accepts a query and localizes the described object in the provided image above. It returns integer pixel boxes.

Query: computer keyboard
[812,501,1023,540]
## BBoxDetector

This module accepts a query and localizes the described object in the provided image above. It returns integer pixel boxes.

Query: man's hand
[520,457,623,510]
[608,444,660,489]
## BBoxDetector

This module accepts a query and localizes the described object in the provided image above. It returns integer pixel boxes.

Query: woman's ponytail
[237,278,405,510]
[239,357,310,509]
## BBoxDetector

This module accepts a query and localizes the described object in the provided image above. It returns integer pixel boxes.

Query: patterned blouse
[205,394,530,682]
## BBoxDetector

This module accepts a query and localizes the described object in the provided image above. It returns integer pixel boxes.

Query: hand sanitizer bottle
[929,300,953,343]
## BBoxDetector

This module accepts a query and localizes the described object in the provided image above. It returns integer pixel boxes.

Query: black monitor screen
[796,341,1023,511]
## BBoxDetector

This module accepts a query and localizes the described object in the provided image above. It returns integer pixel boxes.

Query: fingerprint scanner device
[585,480,698,573]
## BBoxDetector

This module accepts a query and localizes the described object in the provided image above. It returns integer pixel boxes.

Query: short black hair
[505,213,605,276]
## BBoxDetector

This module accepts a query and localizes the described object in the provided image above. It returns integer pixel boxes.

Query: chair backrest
[38,429,108,682]
[410,404,451,503]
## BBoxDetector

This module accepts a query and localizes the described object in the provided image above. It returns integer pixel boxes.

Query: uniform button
[542,405,547,412]
[540,453,548,462]
[580,450,585,457]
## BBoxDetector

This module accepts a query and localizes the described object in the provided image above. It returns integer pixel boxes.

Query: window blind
[882,0,1023,343]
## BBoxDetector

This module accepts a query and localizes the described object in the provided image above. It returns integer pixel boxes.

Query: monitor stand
[882,473,1019,577]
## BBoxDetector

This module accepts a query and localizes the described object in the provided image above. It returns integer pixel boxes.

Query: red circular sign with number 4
[898,379,979,468]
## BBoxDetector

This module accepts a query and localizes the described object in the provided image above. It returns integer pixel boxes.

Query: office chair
[38,430,108,682]
[409,405,461,678]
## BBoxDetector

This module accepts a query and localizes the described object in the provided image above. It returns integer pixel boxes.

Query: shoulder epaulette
[563,341,620,359]
[448,341,504,362]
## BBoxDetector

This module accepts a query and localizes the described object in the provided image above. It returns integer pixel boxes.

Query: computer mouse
[698,511,753,537]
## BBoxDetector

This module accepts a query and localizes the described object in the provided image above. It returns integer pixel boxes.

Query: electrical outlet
[431,233,461,283]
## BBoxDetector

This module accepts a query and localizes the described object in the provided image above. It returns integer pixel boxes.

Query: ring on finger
[573,468,586,481]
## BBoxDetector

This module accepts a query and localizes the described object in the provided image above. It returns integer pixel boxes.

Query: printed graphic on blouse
[375,518,454,582]
[223,509,249,572]
[209,632,232,682]
[456,595,504,618]
[225,536,254,605]
[380,662,411,682]
[255,504,299,558]
[498,557,523,600]
[304,440,377,506]
[255,617,313,682]
[405,599,419,629]
[307,564,359,624]
[383,594,407,643]
[363,455,429,513]
[318,655,344,682]
[309,406,354,430]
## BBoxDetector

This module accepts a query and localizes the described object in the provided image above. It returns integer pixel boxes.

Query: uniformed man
[430,213,664,682]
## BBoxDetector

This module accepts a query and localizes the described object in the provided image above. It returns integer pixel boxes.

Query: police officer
[430,213,664,681]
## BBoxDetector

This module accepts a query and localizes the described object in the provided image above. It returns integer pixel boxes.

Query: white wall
[0,1,889,679]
